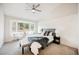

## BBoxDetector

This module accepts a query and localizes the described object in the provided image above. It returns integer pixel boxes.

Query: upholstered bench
[19,39,30,54]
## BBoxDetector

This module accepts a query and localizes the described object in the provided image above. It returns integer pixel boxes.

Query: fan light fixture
[25,4,42,13]
[32,9,35,13]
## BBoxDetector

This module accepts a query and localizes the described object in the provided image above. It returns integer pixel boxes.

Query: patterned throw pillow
[49,32,52,36]
[47,31,50,36]
[44,31,48,36]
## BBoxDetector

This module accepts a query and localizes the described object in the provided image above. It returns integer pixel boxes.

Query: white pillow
[41,31,45,36]
[49,32,52,36]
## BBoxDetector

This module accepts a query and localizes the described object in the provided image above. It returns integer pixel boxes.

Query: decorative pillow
[44,31,48,36]
[49,32,53,36]
[52,33,56,36]
[41,31,45,36]
[47,31,50,36]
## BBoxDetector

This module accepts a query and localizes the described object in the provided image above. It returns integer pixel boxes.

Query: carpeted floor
[0,41,78,55]
[39,44,78,55]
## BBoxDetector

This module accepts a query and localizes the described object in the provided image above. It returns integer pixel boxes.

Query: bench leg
[22,47,24,54]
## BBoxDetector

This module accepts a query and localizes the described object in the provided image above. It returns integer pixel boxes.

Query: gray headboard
[41,28,56,34]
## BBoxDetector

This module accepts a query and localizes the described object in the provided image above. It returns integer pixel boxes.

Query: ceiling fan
[25,4,42,13]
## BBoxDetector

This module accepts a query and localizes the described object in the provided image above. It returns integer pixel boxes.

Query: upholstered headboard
[42,28,56,33]
[41,28,56,36]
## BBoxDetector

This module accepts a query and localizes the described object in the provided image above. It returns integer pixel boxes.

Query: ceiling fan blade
[35,4,40,8]
[33,4,35,8]
[35,9,42,12]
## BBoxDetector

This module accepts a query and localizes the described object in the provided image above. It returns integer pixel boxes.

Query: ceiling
[2,3,77,21]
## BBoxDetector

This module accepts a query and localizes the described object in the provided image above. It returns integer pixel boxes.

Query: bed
[20,28,60,55]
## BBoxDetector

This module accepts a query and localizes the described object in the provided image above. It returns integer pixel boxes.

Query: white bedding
[26,33,54,44]
[20,33,54,55]
[26,33,43,37]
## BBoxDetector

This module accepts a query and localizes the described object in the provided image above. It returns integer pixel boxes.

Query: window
[18,23,29,31]
[30,24,34,31]
[12,21,35,34]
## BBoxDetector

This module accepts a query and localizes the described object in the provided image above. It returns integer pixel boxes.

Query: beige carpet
[0,41,78,55]
[39,44,78,55]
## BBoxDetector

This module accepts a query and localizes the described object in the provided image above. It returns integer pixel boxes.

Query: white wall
[0,4,4,48]
[38,4,79,48]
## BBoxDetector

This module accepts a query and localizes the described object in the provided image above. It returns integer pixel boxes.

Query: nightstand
[53,36,60,44]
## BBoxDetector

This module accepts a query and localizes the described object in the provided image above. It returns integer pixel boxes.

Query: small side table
[53,36,60,44]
